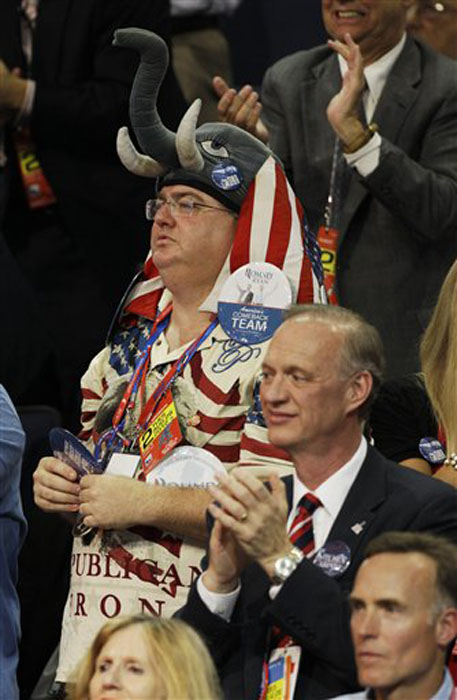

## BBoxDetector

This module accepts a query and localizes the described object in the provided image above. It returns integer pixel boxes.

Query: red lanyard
[111,304,172,430]
[137,316,218,429]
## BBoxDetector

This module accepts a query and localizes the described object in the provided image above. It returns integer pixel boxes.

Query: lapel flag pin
[351,521,366,535]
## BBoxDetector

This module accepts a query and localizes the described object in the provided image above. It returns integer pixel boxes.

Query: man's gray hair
[284,304,385,420]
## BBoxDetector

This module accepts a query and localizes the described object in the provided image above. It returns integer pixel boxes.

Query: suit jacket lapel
[32,0,72,81]
[325,448,387,565]
[338,37,421,243]
[299,54,341,214]
[373,36,421,143]
[301,54,340,167]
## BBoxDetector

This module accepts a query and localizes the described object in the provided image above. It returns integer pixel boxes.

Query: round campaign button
[418,437,446,465]
[146,446,226,487]
[218,263,292,345]
[211,163,243,191]
[313,541,351,578]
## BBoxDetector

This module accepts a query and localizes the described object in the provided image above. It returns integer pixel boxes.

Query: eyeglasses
[145,196,233,220]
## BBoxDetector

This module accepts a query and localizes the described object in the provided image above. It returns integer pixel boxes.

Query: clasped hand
[33,456,141,530]
[326,33,367,144]
[0,60,27,118]
[205,469,291,588]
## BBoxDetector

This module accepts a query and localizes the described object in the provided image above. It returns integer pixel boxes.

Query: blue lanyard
[94,312,218,462]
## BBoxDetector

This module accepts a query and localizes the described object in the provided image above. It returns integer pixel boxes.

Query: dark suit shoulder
[366,447,457,529]
[402,37,457,94]
[265,44,333,83]
[414,37,457,75]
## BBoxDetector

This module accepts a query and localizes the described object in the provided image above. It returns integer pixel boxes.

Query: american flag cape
[122,156,325,322]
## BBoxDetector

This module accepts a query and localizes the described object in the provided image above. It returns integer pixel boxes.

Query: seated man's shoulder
[266,44,333,83]
[413,38,457,90]
[378,448,456,498]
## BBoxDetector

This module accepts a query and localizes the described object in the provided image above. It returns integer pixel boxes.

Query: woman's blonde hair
[69,615,222,700]
[420,258,457,455]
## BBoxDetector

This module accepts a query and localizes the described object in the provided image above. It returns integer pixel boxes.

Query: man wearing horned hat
[32,29,323,692]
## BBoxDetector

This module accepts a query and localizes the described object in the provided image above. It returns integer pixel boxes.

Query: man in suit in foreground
[214,0,457,380]
[179,304,457,699]
[334,531,457,700]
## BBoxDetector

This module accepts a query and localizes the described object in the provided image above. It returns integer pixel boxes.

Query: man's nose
[261,374,288,403]
[355,608,380,638]
[154,200,176,225]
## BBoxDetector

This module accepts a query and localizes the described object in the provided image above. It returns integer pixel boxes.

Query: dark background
[225,0,328,87]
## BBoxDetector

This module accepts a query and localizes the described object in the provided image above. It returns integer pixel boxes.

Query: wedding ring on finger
[239,511,248,522]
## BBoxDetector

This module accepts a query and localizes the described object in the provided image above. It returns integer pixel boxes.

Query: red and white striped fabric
[123,156,324,321]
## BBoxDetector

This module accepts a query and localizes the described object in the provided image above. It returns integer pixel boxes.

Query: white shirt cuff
[344,131,382,177]
[197,574,241,622]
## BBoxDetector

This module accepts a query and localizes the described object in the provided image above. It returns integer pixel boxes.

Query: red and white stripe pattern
[122,156,324,321]
[289,492,322,556]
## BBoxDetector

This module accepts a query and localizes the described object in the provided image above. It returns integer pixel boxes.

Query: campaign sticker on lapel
[211,162,243,191]
[139,390,182,477]
[313,541,351,578]
[218,263,292,345]
[419,437,446,465]
[49,427,103,480]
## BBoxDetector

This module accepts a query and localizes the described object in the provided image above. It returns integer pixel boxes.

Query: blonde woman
[70,616,222,700]
[370,259,457,487]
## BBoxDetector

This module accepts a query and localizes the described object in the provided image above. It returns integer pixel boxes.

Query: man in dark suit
[179,304,457,700]
[213,0,457,380]
[0,0,184,431]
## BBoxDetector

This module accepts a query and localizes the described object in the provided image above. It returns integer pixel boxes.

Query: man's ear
[346,371,372,415]
[436,608,457,648]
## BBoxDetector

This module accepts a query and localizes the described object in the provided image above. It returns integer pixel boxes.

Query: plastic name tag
[14,130,56,209]
[105,453,141,478]
[265,646,301,700]
[139,390,182,477]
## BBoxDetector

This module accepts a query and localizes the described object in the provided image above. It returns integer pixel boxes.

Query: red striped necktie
[288,492,322,556]
[269,493,322,654]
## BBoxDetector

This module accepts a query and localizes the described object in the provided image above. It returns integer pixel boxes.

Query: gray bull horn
[116,127,167,177]
[176,100,204,172]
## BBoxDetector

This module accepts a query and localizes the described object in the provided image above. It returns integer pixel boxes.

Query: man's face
[407,0,457,59]
[150,184,237,290]
[350,553,444,696]
[322,0,410,63]
[260,319,356,453]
